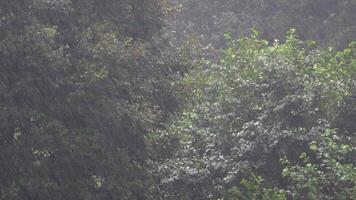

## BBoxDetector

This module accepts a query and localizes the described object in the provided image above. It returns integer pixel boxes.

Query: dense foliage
[0,0,178,199]
[155,31,356,199]
[1,1,355,200]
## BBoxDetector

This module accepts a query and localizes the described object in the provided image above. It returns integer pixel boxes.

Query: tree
[156,31,356,199]
[0,0,177,199]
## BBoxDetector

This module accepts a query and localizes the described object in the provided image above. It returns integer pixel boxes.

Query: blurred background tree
[0,0,181,199]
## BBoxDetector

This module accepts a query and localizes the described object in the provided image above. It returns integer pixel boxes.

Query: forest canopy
[0,0,355,200]
[155,30,356,199]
